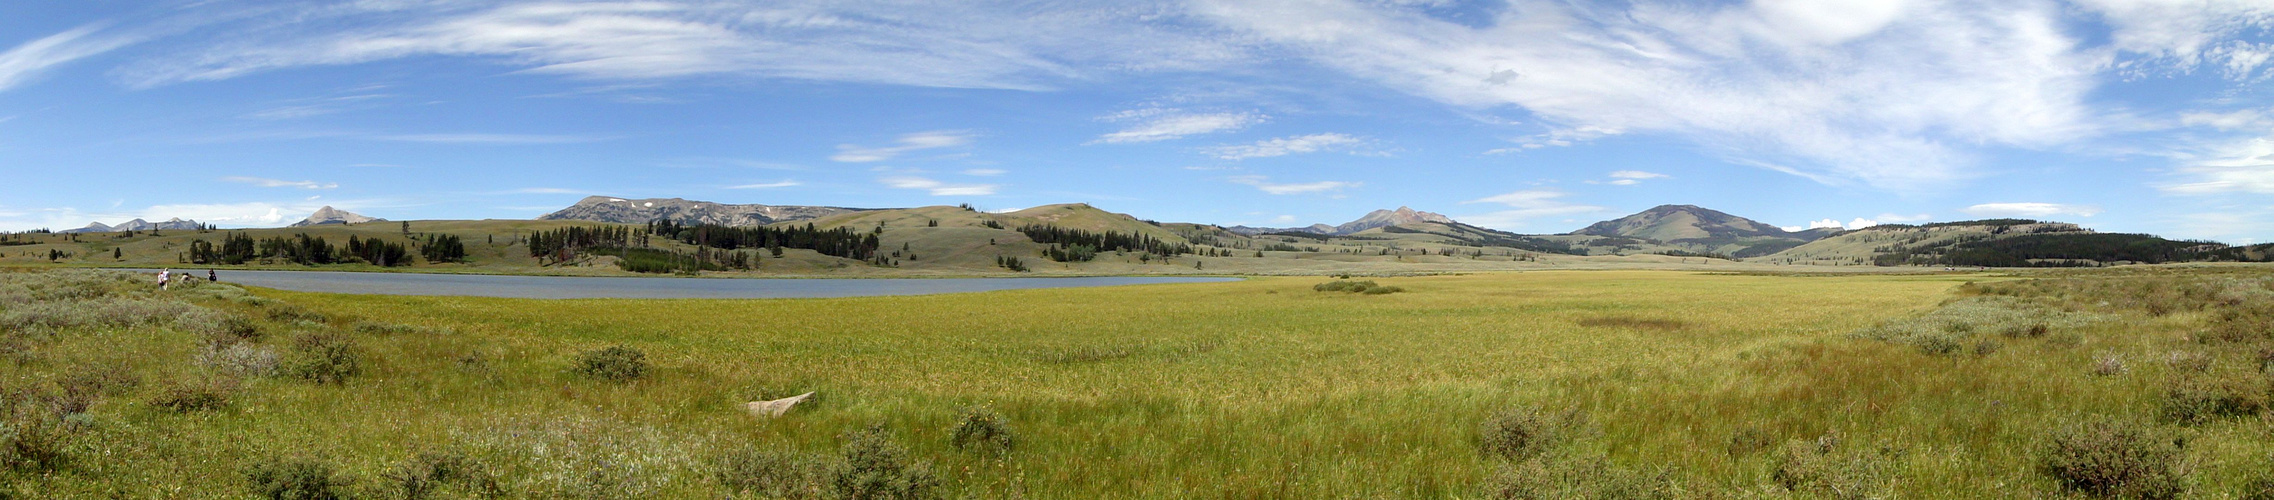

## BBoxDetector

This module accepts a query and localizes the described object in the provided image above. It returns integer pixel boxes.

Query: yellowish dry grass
[7,267,2272,497]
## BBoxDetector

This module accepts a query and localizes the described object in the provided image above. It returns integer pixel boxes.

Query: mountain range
[291,206,385,227]
[1228,207,1456,236]
[538,196,870,227]
[41,195,2272,268]
[59,218,204,234]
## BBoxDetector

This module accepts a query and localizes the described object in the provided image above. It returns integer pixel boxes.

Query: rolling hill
[9,197,2268,275]
[540,196,872,226]
[1758,219,2274,267]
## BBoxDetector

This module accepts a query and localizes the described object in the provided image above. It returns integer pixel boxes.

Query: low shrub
[2164,351,2214,373]
[265,304,327,324]
[198,343,280,378]
[1972,339,2002,357]
[285,333,361,384]
[2002,323,2051,338]
[830,425,940,500]
[574,345,649,383]
[949,406,1017,455]
[180,311,262,344]
[1771,433,1900,499]
[386,450,503,500]
[245,455,352,500]
[0,407,76,473]
[1488,454,1680,500]
[354,321,442,336]
[1727,426,1776,457]
[148,379,235,413]
[2159,376,2267,425]
[715,447,828,500]
[1313,280,1404,294]
[1478,406,1587,462]
[2039,421,2188,499]
[2093,354,2128,376]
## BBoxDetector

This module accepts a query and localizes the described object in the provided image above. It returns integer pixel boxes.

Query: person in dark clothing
[208,270,217,282]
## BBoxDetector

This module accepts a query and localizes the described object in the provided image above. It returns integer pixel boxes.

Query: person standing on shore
[158,269,171,291]
[208,270,217,282]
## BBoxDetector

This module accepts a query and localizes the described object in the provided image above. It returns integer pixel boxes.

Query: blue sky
[3,1,2273,243]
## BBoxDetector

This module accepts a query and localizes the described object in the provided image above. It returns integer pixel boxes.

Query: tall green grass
[3,267,2271,497]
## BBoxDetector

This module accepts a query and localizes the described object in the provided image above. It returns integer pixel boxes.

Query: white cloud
[1592,170,1668,186]
[1456,189,1606,230]
[2180,108,2272,131]
[1846,218,1880,229]
[880,176,997,196]
[245,93,391,120]
[961,168,1006,176]
[1508,125,1624,150]
[2162,135,2274,194]
[372,133,606,144]
[223,176,338,190]
[1807,219,1846,230]
[1091,110,1263,144]
[116,2,1250,91]
[727,180,800,189]
[1227,175,1357,195]
[1272,214,1298,223]
[1962,202,2103,218]
[832,130,974,163]
[1194,0,2112,191]
[2071,0,2274,81]
[0,200,355,232]
[503,187,586,195]
[0,24,137,93]
[1207,133,1365,160]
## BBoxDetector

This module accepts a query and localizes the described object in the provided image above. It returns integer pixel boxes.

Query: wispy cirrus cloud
[1192,0,2135,191]
[880,176,996,196]
[1228,175,1357,195]
[1456,189,1605,231]
[727,180,800,189]
[832,130,975,163]
[114,1,1249,91]
[372,133,608,145]
[1963,202,2103,218]
[224,176,337,190]
[1090,109,1263,144]
[1589,170,1668,186]
[1207,133,1365,160]
[0,24,138,93]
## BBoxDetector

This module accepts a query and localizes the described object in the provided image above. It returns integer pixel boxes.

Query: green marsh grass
[5,267,2274,496]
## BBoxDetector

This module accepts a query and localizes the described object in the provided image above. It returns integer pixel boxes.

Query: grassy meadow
[5,267,2274,497]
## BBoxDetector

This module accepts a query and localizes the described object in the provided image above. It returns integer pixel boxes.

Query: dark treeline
[528,225,636,264]
[420,234,467,263]
[342,236,412,267]
[646,220,880,261]
[188,233,258,265]
[1874,233,2261,267]
[188,232,437,267]
[1016,225,1192,262]
[614,246,750,274]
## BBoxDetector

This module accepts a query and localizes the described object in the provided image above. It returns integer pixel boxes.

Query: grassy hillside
[6,212,1795,277]
[10,266,2274,496]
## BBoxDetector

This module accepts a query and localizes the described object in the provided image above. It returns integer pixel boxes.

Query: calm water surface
[130,270,1239,299]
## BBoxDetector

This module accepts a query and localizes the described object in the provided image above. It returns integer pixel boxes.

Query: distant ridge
[59,217,203,233]
[539,196,875,227]
[1570,204,1802,241]
[1229,206,1455,236]
[291,206,384,227]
